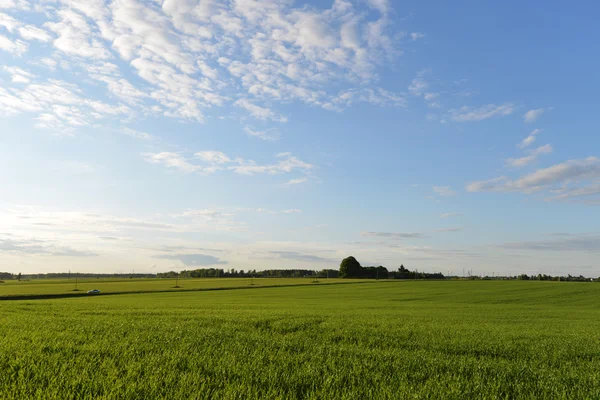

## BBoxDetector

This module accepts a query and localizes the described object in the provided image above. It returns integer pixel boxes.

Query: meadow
[0,277,351,298]
[1,280,600,399]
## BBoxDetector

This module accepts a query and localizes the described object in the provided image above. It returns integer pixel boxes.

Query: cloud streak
[524,108,548,123]
[506,144,553,168]
[361,231,425,239]
[467,157,600,203]
[154,253,228,266]
[144,151,314,177]
[450,103,514,122]
[518,128,542,149]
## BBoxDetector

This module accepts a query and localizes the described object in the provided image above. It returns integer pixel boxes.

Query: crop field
[2,280,600,399]
[0,277,352,298]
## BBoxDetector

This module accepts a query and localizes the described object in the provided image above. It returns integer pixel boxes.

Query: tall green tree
[339,256,362,278]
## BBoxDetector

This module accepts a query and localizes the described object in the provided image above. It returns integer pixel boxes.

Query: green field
[0,277,352,298]
[2,280,600,399]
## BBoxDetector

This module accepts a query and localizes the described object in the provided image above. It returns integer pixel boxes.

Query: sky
[1,0,599,276]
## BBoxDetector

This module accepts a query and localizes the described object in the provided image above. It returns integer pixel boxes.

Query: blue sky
[1,0,599,276]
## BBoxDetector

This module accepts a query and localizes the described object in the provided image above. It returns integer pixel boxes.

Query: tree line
[338,256,445,279]
[157,268,340,279]
[0,272,155,281]
[0,266,596,282]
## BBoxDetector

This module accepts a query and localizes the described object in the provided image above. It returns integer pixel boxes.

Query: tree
[17,273,21,281]
[339,256,362,278]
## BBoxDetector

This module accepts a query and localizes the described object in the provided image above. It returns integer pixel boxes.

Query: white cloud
[0,34,27,55]
[0,12,52,44]
[325,87,406,110]
[450,103,514,122]
[367,0,390,14]
[0,0,30,10]
[235,99,287,122]
[467,157,600,197]
[195,151,232,165]
[546,184,600,203]
[409,77,428,96]
[244,126,279,141]
[423,92,438,101]
[0,11,18,32]
[0,77,128,133]
[143,152,201,173]
[410,32,425,41]
[144,150,314,177]
[32,57,58,70]
[3,65,34,83]
[518,128,542,149]
[0,0,408,132]
[361,231,425,239]
[435,227,463,232]
[283,209,302,214]
[500,234,600,252]
[506,144,553,168]
[524,108,547,123]
[284,177,308,186]
[18,25,52,42]
[433,186,457,197]
[45,9,112,59]
[0,237,97,257]
[122,127,153,140]
[229,152,313,176]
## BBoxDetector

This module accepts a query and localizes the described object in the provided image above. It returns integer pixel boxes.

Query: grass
[1,280,600,399]
[0,277,355,298]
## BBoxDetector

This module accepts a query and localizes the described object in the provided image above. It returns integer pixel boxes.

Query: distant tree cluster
[0,272,14,280]
[339,256,389,279]
[2,269,596,282]
[338,258,445,280]
[0,272,156,280]
[389,265,445,280]
[517,273,592,282]
[157,268,339,279]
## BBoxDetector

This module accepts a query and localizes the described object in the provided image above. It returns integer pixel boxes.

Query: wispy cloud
[0,237,97,257]
[435,227,463,232]
[433,186,457,197]
[154,253,227,266]
[235,99,288,123]
[361,231,425,239]
[450,103,514,122]
[409,77,428,96]
[545,184,600,203]
[506,144,553,167]
[143,152,201,173]
[524,108,549,123]
[270,251,335,263]
[467,157,600,202]
[244,126,279,141]
[122,127,153,141]
[518,129,542,149]
[144,151,314,177]
[500,234,600,252]
[0,0,407,133]
[284,177,308,186]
